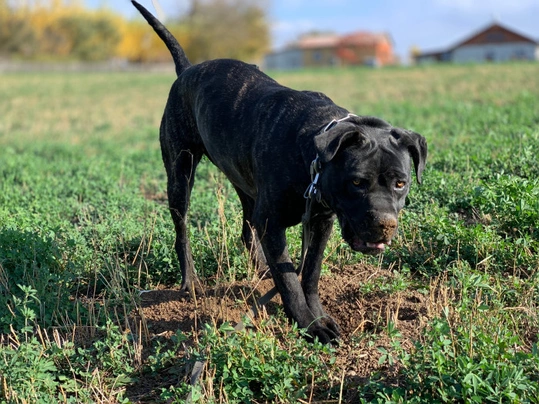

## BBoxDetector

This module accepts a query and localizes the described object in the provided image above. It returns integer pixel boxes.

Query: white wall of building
[263,48,303,70]
[452,42,538,63]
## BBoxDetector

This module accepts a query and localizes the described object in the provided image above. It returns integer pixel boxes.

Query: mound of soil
[127,263,430,402]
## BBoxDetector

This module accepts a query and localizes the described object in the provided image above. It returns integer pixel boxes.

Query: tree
[0,1,38,57]
[0,0,270,63]
[181,0,270,63]
[0,0,120,60]
[55,13,121,61]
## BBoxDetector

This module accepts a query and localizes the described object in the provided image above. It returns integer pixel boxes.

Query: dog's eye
[395,180,406,189]
[352,179,369,189]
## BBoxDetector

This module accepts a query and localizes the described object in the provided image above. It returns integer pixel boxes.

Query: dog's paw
[305,320,340,345]
[320,316,341,337]
[180,277,204,298]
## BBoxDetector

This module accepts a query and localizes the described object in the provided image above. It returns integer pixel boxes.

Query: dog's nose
[371,212,398,240]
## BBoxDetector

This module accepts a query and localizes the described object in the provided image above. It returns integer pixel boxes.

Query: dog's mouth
[349,236,391,255]
[337,210,396,255]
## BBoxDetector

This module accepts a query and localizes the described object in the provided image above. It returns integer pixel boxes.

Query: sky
[86,0,539,63]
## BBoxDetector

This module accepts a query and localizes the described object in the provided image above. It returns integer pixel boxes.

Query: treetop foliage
[0,0,270,62]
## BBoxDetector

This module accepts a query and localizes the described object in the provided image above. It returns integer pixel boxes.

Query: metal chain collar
[303,155,324,204]
[303,113,358,208]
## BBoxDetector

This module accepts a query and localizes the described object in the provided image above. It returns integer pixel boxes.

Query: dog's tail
[131,0,191,76]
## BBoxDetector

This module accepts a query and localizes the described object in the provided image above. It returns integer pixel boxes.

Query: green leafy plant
[179,320,336,403]
[361,268,539,403]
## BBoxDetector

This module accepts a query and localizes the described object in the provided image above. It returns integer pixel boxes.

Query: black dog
[133,1,427,343]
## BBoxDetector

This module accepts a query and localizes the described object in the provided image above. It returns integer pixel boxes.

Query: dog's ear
[392,129,428,184]
[314,126,363,164]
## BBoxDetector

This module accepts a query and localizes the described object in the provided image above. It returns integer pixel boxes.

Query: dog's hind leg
[233,186,269,277]
[165,147,203,297]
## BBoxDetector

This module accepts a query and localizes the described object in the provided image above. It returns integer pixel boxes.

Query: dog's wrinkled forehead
[337,128,411,172]
[314,117,428,183]
[365,127,411,155]
[330,124,404,157]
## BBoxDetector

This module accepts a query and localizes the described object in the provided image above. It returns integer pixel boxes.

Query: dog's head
[313,116,427,255]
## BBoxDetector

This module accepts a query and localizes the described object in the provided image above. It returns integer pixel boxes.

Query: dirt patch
[128,263,431,402]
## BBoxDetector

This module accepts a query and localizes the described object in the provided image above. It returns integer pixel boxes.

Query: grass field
[1,62,538,403]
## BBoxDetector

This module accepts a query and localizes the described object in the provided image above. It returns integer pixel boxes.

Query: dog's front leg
[256,220,339,344]
[300,214,340,338]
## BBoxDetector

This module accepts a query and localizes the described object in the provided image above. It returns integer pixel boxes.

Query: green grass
[1,63,539,403]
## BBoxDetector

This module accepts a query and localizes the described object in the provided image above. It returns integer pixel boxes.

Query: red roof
[292,34,340,50]
[339,32,391,46]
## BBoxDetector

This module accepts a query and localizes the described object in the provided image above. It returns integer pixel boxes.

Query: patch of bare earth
[126,264,431,402]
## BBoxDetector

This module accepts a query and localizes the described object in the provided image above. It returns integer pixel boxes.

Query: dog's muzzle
[342,212,398,255]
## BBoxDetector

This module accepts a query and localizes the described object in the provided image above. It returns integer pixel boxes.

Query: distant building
[414,22,539,64]
[264,34,341,70]
[264,31,395,70]
[336,32,395,67]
